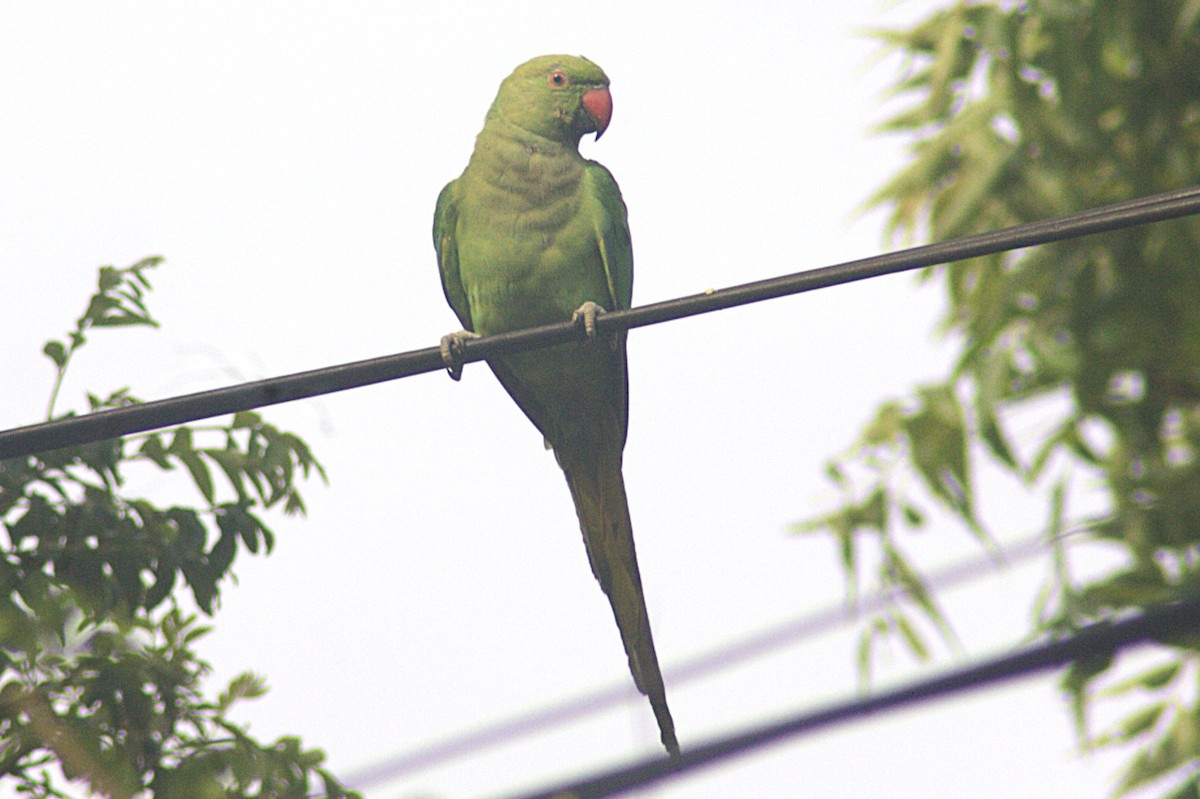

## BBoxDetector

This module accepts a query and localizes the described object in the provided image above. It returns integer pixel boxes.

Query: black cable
[343,533,1049,788]
[4,184,1200,460]
[496,596,1200,799]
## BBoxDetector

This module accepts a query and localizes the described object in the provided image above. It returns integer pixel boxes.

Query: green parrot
[433,54,679,757]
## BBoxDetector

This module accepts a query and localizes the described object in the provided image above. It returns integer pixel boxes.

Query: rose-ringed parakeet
[433,54,679,757]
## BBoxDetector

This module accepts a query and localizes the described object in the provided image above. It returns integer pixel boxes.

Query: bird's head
[490,54,613,146]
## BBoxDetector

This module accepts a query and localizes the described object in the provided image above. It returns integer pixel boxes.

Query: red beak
[582,87,612,140]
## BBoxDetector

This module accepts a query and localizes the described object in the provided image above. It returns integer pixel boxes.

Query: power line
[4,184,1200,460]
[343,533,1050,788]
[496,596,1200,799]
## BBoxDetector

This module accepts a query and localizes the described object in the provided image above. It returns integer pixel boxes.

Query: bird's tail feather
[560,446,679,757]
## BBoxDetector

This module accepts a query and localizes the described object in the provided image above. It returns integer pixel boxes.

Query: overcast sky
[1,3,1140,797]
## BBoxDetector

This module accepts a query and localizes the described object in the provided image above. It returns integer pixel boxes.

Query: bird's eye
[548,69,569,87]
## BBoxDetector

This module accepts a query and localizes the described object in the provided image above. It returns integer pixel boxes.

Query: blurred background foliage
[798,2,1200,796]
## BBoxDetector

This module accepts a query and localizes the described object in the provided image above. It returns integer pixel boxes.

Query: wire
[343,533,1049,788]
[3,184,1200,460]
[496,596,1200,799]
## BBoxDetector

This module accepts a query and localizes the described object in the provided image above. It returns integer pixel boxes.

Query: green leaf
[179,451,214,505]
[168,426,194,454]
[208,525,238,583]
[42,340,68,368]
[862,402,905,446]
[903,384,975,522]
[824,460,847,487]
[884,543,958,650]
[83,293,121,323]
[892,611,931,661]
[977,405,1020,472]
[97,265,121,291]
[231,411,263,429]
[169,507,207,554]
[168,428,214,504]
[1100,702,1168,745]
[1079,567,1175,613]
[901,502,925,528]
[248,509,274,553]
[1101,660,1183,698]
[857,617,887,690]
[138,434,173,470]
[1061,651,1115,744]
[218,672,269,713]
[204,447,250,504]
[144,560,176,610]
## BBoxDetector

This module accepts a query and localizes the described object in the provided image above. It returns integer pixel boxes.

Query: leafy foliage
[797,2,1200,795]
[42,258,162,420]
[0,261,355,798]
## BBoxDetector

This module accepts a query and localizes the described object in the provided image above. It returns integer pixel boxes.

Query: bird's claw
[440,330,480,381]
[572,301,607,344]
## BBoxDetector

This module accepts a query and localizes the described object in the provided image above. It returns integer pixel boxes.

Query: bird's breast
[456,161,608,335]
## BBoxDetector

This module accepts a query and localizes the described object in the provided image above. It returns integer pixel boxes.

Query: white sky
[0,2,1145,797]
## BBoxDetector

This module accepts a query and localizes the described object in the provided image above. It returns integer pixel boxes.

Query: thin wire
[343,533,1050,788]
[4,184,1200,460]
[496,596,1200,799]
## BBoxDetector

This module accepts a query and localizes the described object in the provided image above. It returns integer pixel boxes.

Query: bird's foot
[572,301,607,344]
[439,329,480,381]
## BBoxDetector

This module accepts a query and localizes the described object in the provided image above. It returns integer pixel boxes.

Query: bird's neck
[466,116,585,209]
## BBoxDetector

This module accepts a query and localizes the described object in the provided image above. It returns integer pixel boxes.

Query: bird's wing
[433,179,473,331]
[584,160,633,313]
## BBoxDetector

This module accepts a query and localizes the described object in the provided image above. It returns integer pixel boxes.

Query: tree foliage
[0,259,357,798]
[798,2,1200,795]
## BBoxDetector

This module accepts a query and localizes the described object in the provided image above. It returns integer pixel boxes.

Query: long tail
[560,445,679,757]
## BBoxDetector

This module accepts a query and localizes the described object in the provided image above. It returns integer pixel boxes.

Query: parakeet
[433,54,679,757]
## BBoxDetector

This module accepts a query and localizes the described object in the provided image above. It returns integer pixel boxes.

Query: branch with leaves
[0,259,355,799]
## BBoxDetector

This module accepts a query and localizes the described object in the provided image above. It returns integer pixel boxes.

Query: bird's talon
[440,330,480,381]
[572,301,607,344]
